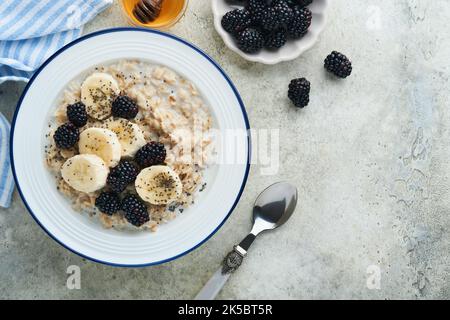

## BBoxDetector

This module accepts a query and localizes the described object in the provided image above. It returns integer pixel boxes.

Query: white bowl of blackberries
[212,0,329,64]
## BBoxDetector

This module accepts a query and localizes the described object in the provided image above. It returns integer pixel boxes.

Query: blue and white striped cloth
[0,113,13,208]
[0,0,112,207]
[0,0,112,83]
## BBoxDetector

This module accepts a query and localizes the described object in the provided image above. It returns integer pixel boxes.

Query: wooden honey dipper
[133,0,164,23]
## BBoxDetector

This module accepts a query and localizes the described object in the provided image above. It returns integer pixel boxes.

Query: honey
[120,0,188,29]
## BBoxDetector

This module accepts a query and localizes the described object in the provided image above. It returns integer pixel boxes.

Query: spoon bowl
[252,182,298,235]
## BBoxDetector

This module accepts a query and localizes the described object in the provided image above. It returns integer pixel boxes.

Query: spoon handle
[237,233,256,252]
[194,246,244,300]
[194,267,231,300]
[194,233,256,300]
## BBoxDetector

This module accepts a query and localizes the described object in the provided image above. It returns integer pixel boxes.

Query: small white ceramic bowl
[212,0,329,64]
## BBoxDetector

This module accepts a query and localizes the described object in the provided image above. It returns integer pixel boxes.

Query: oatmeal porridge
[45,60,214,231]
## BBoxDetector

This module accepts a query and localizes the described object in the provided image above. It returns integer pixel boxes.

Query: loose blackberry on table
[134,141,166,168]
[121,194,150,227]
[95,192,121,215]
[288,78,310,108]
[66,102,88,127]
[111,95,139,119]
[53,123,79,149]
[324,51,353,78]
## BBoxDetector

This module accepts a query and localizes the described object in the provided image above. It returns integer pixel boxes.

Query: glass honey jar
[120,0,189,29]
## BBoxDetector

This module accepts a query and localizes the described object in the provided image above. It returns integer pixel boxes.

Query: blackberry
[293,0,313,7]
[264,29,287,49]
[121,194,150,227]
[287,7,311,38]
[288,78,310,108]
[291,4,312,17]
[95,192,121,215]
[111,95,139,119]
[260,7,280,30]
[324,51,352,78]
[246,0,268,24]
[259,1,293,30]
[237,28,264,53]
[134,142,166,168]
[53,123,79,149]
[272,0,294,25]
[107,161,139,193]
[221,9,252,34]
[67,102,88,128]
[284,0,297,6]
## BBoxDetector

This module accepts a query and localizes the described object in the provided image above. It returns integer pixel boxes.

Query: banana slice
[135,165,182,205]
[103,119,146,157]
[81,72,120,120]
[61,154,108,193]
[79,128,121,167]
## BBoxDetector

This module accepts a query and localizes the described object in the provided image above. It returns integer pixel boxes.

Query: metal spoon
[195,182,298,300]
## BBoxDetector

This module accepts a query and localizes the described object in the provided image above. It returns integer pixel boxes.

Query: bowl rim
[10,27,251,268]
[211,0,329,64]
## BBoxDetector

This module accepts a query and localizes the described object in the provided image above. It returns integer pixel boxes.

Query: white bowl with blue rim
[11,28,250,267]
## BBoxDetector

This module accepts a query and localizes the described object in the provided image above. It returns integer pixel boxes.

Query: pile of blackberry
[95,190,150,227]
[53,102,89,149]
[95,160,149,226]
[94,142,167,225]
[221,0,313,53]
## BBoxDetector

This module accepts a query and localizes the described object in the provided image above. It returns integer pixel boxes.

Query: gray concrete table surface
[1,0,449,299]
